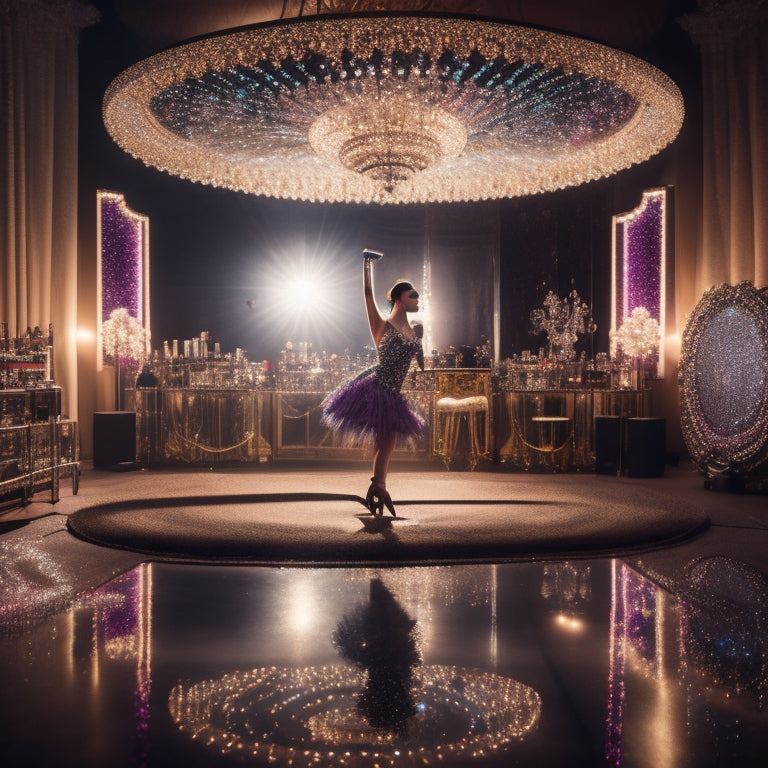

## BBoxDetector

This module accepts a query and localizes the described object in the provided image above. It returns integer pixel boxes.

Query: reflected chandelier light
[103,12,684,204]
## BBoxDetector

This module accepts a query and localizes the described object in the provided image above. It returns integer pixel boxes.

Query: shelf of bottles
[494,352,651,470]
[0,323,53,391]
[135,337,271,466]
[0,323,79,508]
[135,336,650,469]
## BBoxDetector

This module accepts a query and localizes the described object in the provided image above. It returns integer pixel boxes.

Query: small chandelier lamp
[103,13,684,204]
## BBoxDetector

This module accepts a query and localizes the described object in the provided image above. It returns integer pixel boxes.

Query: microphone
[363,249,384,261]
[412,322,425,370]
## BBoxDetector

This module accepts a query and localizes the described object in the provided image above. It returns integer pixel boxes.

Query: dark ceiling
[111,0,694,53]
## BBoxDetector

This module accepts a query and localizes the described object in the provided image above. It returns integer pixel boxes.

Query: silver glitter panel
[696,308,764,435]
[679,281,768,474]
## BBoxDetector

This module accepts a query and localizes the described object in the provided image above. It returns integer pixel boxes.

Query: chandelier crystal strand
[103,14,684,204]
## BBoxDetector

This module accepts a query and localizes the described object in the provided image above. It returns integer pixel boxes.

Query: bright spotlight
[253,246,361,351]
[279,275,318,314]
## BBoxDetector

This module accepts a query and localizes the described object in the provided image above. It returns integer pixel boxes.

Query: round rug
[65,479,709,565]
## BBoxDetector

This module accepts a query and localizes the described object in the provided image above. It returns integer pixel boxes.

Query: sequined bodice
[375,323,422,392]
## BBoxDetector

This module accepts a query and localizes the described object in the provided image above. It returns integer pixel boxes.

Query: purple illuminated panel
[623,195,663,319]
[612,188,669,376]
[97,191,150,367]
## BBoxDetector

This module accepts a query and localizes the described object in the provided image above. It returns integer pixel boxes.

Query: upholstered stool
[432,371,491,470]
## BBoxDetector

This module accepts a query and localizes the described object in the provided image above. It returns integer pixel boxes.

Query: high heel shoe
[365,477,396,518]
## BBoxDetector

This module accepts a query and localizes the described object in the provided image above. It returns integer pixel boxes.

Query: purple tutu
[322,367,425,446]
[323,323,425,446]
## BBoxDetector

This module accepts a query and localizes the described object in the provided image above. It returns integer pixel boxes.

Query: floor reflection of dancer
[333,578,421,737]
[321,250,425,517]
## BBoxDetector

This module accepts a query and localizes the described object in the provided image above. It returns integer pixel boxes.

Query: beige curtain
[0,0,97,420]
[681,0,768,295]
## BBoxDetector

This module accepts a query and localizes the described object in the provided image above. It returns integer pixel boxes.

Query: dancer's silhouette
[333,578,421,737]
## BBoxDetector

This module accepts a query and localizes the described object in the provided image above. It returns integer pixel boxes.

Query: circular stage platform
[65,467,709,565]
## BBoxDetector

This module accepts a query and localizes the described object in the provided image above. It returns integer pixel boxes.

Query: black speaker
[595,416,622,474]
[626,417,666,478]
[93,411,136,468]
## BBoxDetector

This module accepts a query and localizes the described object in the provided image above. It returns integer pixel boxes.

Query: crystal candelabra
[529,289,595,361]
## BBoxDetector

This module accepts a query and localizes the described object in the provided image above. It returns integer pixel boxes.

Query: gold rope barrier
[510,417,573,471]
[512,418,574,454]
[170,430,255,455]
[281,407,320,420]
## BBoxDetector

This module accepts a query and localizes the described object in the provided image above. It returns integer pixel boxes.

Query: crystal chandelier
[530,289,594,360]
[103,13,684,204]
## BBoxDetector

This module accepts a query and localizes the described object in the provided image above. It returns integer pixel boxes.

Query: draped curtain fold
[0,0,97,420]
[681,0,768,295]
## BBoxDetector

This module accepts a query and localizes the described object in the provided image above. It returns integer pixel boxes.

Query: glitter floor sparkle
[1,558,767,767]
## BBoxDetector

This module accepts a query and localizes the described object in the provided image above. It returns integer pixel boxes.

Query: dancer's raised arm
[322,248,425,518]
[363,250,386,345]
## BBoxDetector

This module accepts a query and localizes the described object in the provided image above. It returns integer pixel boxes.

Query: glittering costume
[322,323,425,445]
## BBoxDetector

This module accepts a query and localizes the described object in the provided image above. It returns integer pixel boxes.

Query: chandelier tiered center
[103,13,684,204]
[309,96,468,190]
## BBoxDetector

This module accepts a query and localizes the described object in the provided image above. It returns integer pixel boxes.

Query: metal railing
[0,420,79,506]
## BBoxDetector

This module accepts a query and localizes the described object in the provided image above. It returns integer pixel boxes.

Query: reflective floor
[1,559,767,767]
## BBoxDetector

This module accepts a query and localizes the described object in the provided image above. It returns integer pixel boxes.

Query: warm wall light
[103,13,683,205]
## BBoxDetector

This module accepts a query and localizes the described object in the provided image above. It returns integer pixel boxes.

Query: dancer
[321,250,425,517]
